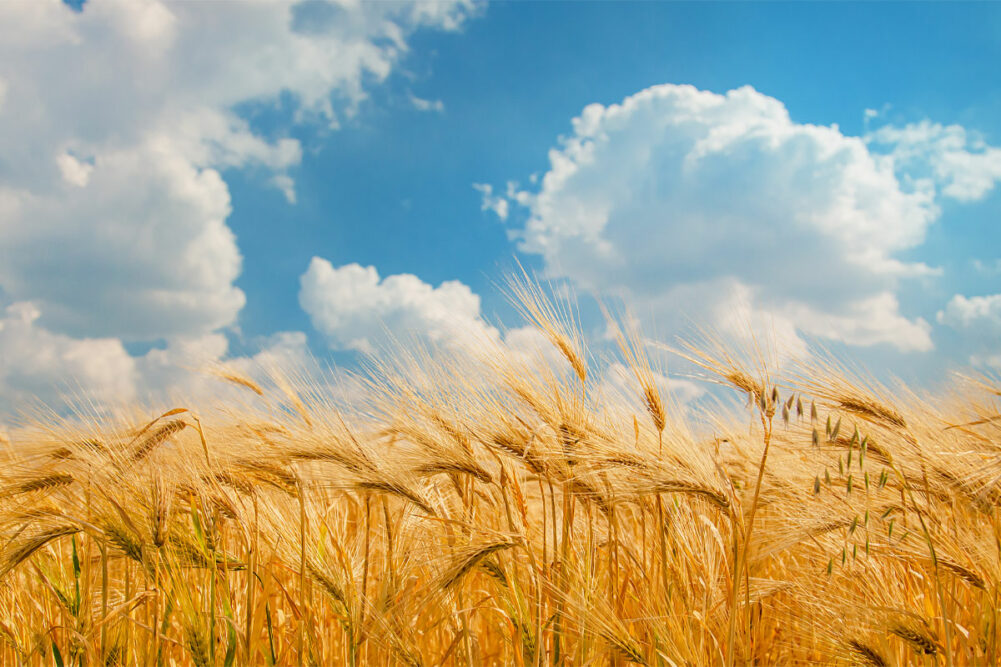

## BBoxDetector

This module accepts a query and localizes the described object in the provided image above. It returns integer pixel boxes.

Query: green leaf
[224,625,237,667]
[191,505,206,551]
[71,537,80,580]
[265,602,277,666]
[71,537,81,617]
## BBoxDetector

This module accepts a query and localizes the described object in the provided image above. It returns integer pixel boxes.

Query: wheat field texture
[1,282,999,667]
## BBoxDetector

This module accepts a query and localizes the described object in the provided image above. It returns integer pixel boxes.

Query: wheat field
[1,284,999,666]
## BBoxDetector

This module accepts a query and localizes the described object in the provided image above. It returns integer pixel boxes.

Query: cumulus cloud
[937,293,1001,368]
[488,84,940,353]
[0,0,477,340]
[135,330,315,406]
[1,140,245,340]
[0,0,478,410]
[867,120,1001,203]
[0,297,318,413]
[472,183,510,220]
[601,361,705,409]
[937,293,1001,330]
[0,302,137,409]
[299,257,500,354]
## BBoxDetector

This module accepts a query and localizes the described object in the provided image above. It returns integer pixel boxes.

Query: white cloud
[1,140,245,340]
[0,302,137,409]
[0,0,478,410]
[0,297,318,413]
[299,257,500,354]
[0,0,477,341]
[973,258,1001,276]
[601,362,705,410]
[937,293,1001,368]
[135,330,314,405]
[55,152,93,187]
[937,293,1001,330]
[777,292,932,352]
[472,182,509,220]
[867,120,1001,203]
[488,84,940,354]
[409,93,445,113]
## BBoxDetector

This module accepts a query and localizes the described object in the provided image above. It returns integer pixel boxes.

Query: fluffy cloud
[299,257,500,354]
[1,140,245,340]
[473,183,510,220]
[867,120,1001,203]
[135,330,315,406]
[601,361,705,410]
[493,84,939,353]
[937,293,1001,331]
[0,302,137,409]
[0,0,477,340]
[0,0,478,410]
[0,298,316,414]
[937,293,1001,368]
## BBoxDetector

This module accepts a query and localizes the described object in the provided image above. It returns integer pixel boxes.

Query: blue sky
[231,1,1001,335]
[0,0,999,413]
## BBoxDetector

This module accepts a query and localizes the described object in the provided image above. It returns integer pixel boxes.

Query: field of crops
[1,285,998,666]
